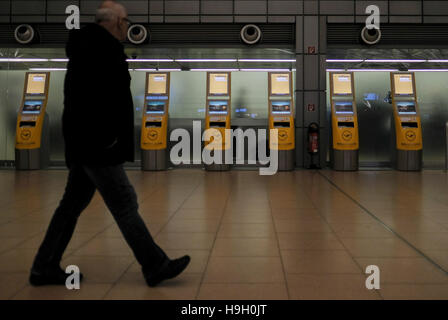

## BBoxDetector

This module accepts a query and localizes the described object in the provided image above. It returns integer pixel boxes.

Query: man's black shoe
[29,266,84,286]
[144,255,191,287]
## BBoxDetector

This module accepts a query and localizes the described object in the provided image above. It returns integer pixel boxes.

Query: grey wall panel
[11,16,46,23]
[319,55,326,90]
[424,16,448,23]
[164,16,200,23]
[320,1,354,15]
[295,90,304,125]
[295,55,303,90]
[235,1,267,15]
[80,0,103,14]
[149,1,164,14]
[319,16,327,53]
[79,15,95,23]
[267,1,302,15]
[390,1,421,15]
[319,90,326,125]
[234,16,267,23]
[165,1,199,15]
[0,16,10,23]
[303,91,319,127]
[424,1,448,15]
[295,16,303,54]
[303,16,318,53]
[0,67,8,161]
[47,1,80,15]
[201,1,233,15]
[389,16,422,23]
[201,16,234,23]
[355,1,388,15]
[295,127,304,167]
[327,16,355,23]
[149,16,164,23]
[303,55,318,91]
[46,16,66,23]
[123,1,149,15]
[127,15,149,23]
[12,0,45,15]
[268,16,295,23]
[304,0,318,14]
[0,1,10,14]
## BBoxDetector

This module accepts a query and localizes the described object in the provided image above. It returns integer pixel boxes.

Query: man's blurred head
[95,1,130,41]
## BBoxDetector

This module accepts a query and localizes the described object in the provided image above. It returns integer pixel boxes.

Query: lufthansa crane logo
[148,130,158,141]
[278,130,288,141]
[342,130,352,141]
[405,130,416,141]
[21,129,32,141]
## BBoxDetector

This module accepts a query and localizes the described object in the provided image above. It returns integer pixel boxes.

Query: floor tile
[197,283,288,300]
[287,274,381,300]
[211,238,279,257]
[281,250,362,274]
[203,257,284,283]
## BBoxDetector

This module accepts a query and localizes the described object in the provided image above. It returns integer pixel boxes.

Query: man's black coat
[63,23,135,167]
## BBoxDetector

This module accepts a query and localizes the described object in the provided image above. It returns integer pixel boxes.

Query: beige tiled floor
[0,169,447,299]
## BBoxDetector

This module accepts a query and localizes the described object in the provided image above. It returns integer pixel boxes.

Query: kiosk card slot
[338,122,355,128]
[273,122,290,128]
[401,122,418,128]
[19,121,36,127]
[209,121,226,128]
[145,122,162,128]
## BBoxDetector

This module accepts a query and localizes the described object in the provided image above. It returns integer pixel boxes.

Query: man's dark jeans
[31,164,167,274]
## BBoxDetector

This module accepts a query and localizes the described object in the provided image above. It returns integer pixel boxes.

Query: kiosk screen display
[208,101,228,114]
[271,101,291,114]
[396,101,417,114]
[270,73,290,95]
[332,73,352,95]
[26,73,46,95]
[394,74,414,96]
[146,101,165,114]
[334,101,354,114]
[22,100,43,114]
[209,73,229,95]
[148,74,167,95]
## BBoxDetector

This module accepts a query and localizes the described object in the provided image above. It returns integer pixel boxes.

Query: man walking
[30,1,190,287]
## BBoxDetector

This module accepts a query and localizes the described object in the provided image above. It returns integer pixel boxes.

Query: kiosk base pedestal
[332,149,359,171]
[142,149,167,171]
[15,148,49,170]
[277,149,294,171]
[396,149,422,171]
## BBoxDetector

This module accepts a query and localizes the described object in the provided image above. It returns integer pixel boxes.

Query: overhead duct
[14,24,38,45]
[240,24,262,45]
[360,26,382,45]
[127,24,149,45]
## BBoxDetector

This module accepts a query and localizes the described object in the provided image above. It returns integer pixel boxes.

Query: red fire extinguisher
[307,123,320,169]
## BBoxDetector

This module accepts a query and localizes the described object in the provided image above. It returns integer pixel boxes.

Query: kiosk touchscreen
[141,72,170,171]
[390,72,422,171]
[268,72,295,170]
[204,72,231,171]
[15,72,51,170]
[329,72,359,171]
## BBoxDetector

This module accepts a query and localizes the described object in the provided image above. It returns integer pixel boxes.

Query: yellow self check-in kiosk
[141,72,170,170]
[390,72,422,171]
[268,72,295,170]
[15,72,51,170]
[204,72,231,171]
[329,72,359,171]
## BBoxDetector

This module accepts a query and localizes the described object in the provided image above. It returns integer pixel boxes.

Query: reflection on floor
[0,169,447,300]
